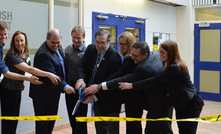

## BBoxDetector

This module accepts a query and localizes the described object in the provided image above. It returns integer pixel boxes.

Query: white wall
[176,0,194,79]
[0,0,78,133]
[0,0,48,49]
[82,0,177,50]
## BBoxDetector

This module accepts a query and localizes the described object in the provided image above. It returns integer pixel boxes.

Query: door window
[99,25,117,49]
[92,12,145,52]
[126,27,140,42]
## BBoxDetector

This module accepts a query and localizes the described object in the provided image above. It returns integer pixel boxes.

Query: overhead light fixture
[96,15,109,20]
[120,15,127,20]
[199,22,210,27]
[135,20,145,24]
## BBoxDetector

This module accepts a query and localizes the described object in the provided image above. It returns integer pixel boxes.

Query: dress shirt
[56,50,69,91]
[0,43,8,74]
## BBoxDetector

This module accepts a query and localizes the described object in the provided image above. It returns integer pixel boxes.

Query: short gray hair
[95,29,111,42]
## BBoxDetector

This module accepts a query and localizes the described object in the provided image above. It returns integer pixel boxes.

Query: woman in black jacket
[119,40,204,134]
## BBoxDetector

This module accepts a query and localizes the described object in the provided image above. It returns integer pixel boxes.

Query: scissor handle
[79,86,85,102]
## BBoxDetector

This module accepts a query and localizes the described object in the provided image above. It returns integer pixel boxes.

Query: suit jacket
[106,51,162,88]
[106,51,173,134]
[133,64,202,112]
[77,44,122,114]
[106,56,136,103]
[107,56,136,80]
[29,41,68,104]
[106,51,163,100]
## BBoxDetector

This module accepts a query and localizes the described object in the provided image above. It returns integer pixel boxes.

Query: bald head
[46,28,62,52]
[46,28,62,40]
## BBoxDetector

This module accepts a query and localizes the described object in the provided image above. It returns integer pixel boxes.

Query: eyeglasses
[159,50,167,55]
[132,54,142,58]
[119,43,127,46]
[95,40,107,45]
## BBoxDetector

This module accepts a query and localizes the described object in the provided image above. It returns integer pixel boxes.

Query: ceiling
[149,0,183,6]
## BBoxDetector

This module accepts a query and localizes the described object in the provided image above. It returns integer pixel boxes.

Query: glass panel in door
[126,27,140,42]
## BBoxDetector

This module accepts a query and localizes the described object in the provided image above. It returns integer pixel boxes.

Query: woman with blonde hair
[108,31,136,79]
[0,30,60,134]
[118,31,134,56]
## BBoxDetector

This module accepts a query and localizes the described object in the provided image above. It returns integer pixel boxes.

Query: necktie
[88,53,101,85]
[56,51,66,79]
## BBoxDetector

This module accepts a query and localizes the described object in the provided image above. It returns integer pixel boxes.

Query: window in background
[195,7,221,21]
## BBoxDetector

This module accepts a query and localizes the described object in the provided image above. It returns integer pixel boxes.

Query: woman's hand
[48,73,61,86]
[29,76,43,85]
[118,82,133,90]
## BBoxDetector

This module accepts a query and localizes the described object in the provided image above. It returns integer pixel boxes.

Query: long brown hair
[4,31,29,60]
[160,40,187,72]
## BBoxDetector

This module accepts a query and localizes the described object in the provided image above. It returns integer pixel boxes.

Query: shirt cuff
[101,82,108,90]
[77,79,84,83]
[63,84,70,91]
[0,62,8,74]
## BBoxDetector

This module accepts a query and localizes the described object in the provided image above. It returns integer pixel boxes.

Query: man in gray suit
[84,42,173,134]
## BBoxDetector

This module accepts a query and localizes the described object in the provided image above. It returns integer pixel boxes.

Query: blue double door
[92,12,145,52]
[194,23,221,101]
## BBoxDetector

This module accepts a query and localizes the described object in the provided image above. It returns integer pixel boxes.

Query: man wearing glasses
[75,29,122,134]
[84,42,173,134]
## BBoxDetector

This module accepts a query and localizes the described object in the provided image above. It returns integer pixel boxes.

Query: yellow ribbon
[0,115,62,121]
[76,114,221,123]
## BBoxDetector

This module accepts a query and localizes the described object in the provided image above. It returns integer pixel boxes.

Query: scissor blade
[72,100,81,115]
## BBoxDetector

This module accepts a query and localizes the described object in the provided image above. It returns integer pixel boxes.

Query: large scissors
[72,87,85,115]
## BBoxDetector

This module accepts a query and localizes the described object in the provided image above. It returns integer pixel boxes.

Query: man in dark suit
[75,29,122,134]
[84,42,173,134]
[29,28,75,134]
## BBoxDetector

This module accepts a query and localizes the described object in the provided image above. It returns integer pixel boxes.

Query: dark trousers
[93,102,120,134]
[32,100,59,134]
[65,93,88,134]
[124,99,143,134]
[145,107,173,134]
[176,94,204,134]
[0,85,21,134]
[144,89,173,134]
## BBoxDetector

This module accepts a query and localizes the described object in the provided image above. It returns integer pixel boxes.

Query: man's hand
[29,76,43,85]
[82,95,95,104]
[65,86,76,94]
[75,80,86,90]
[84,84,99,95]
